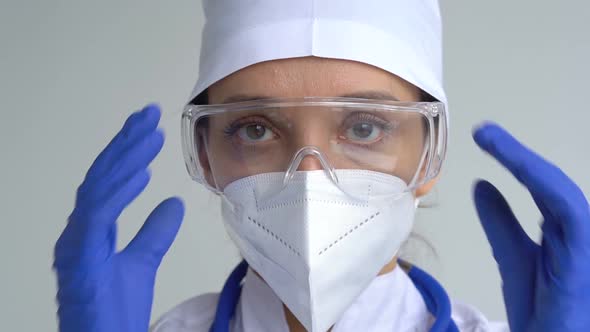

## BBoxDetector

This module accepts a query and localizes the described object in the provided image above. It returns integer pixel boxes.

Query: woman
[53,1,590,331]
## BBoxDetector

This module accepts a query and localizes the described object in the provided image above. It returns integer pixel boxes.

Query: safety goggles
[182,97,447,196]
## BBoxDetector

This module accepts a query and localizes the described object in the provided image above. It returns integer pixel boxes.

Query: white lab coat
[151,266,509,332]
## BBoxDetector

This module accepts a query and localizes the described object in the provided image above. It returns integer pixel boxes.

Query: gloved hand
[473,123,590,332]
[53,104,185,332]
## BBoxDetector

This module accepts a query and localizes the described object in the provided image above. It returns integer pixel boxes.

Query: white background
[1,1,589,330]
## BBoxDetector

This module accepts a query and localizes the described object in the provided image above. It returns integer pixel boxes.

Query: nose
[296,154,324,171]
[283,146,339,185]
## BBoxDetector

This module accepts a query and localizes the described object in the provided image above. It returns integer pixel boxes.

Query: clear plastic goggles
[182,97,447,196]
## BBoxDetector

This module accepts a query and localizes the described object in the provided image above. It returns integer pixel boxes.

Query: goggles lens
[182,98,447,194]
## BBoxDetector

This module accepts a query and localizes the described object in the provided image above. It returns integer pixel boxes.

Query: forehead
[207,56,420,103]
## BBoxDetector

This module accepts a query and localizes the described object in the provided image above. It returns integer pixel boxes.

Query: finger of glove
[84,104,161,183]
[473,180,538,331]
[61,130,163,265]
[54,170,151,269]
[78,130,164,205]
[473,123,590,247]
[122,197,184,268]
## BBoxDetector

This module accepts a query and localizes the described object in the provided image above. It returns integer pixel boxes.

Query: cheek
[206,136,250,190]
[387,122,428,183]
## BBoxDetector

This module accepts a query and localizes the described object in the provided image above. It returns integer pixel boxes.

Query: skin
[201,56,438,332]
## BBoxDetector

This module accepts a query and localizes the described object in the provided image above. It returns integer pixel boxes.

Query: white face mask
[221,169,417,332]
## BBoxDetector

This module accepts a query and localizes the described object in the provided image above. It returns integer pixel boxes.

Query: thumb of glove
[473,180,538,331]
[122,197,185,267]
[473,180,535,270]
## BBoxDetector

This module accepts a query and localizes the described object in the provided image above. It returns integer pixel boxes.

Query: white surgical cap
[191,0,446,109]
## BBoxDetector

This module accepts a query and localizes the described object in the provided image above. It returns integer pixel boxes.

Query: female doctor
[53,1,590,331]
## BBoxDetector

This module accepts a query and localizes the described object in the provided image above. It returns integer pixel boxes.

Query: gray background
[1,0,589,330]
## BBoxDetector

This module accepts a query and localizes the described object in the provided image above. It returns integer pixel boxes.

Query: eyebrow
[338,91,400,101]
[221,91,399,104]
[222,94,271,104]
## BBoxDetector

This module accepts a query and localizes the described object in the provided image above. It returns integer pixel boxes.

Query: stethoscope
[210,260,459,332]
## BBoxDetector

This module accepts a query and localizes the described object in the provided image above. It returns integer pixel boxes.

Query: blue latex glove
[53,104,185,332]
[473,123,590,331]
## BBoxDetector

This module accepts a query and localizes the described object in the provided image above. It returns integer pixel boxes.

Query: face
[200,56,437,196]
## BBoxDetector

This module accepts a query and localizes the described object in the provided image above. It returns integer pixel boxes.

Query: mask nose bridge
[283,146,339,185]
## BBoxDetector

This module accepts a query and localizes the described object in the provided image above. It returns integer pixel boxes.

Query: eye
[339,112,394,145]
[346,122,381,141]
[237,124,274,142]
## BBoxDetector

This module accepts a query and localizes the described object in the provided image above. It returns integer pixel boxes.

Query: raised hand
[53,104,185,332]
[473,123,590,331]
